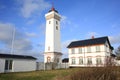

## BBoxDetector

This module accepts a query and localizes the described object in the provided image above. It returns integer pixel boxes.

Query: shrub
[56,67,117,80]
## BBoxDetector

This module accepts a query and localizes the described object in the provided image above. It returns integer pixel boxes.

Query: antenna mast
[10,27,15,54]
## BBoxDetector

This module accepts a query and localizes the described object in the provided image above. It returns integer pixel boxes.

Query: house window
[87,57,92,65]
[78,48,82,54]
[79,57,83,64]
[96,57,102,65]
[49,21,51,24]
[71,48,75,54]
[87,47,91,53]
[96,46,100,52]
[5,60,13,70]
[56,26,58,30]
[72,58,76,64]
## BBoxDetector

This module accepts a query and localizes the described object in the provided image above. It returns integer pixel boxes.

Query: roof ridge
[71,36,108,43]
[67,36,109,48]
[0,53,37,60]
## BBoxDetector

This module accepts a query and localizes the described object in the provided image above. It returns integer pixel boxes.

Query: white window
[71,48,75,54]
[96,46,100,52]
[87,57,92,65]
[72,58,76,64]
[78,48,82,54]
[5,60,13,70]
[79,57,83,64]
[96,57,102,65]
[87,47,91,53]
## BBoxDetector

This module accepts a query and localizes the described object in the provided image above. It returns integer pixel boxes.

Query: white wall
[0,58,36,73]
[45,11,61,53]
[69,44,111,67]
[44,53,62,63]
[0,58,5,73]
[13,59,36,72]
[44,11,62,63]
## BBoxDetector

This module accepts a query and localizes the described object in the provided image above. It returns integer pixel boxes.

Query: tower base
[44,52,62,63]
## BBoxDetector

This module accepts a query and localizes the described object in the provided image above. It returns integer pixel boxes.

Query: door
[4,60,13,72]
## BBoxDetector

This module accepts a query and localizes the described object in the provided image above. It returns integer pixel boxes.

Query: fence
[36,62,69,70]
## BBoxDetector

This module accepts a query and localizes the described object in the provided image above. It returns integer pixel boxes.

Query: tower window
[49,21,51,24]
[48,46,50,51]
[56,26,58,30]
[56,21,58,25]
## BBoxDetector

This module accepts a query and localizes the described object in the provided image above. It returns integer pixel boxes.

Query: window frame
[96,57,102,65]
[71,48,75,54]
[78,48,82,54]
[96,46,100,52]
[79,57,83,65]
[71,58,76,64]
[5,60,13,70]
[87,57,92,65]
[87,47,91,53]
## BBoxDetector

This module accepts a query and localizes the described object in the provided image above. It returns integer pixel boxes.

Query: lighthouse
[44,6,62,63]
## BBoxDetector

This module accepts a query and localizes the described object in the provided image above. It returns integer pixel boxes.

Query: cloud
[26,20,35,25]
[62,39,78,53]
[61,15,71,25]
[25,32,38,38]
[0,23,14,44]
[109,34,120,45]
[111,23,120,28]
[61,15,71,28]
[39,23,46,35]
[60,15,79,33]
[0,22,33,54]
[17,0,50,18]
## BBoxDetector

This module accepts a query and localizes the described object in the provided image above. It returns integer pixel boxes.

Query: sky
[0,0,120,61]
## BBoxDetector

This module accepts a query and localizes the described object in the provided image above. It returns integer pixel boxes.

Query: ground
[0,67,120,80]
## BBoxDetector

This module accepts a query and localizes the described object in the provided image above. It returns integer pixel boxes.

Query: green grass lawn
[0,68,78,80]
[0,67,120,80]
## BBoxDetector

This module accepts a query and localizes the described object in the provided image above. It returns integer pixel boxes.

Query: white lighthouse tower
[44,6,62,63]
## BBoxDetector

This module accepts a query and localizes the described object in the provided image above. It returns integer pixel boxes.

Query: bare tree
[115,46,120,60]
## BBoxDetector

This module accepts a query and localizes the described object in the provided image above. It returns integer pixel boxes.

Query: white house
[67,36,114,67]
[44,6,62,63]
[0,53,36,73]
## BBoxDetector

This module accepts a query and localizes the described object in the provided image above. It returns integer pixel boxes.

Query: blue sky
[0,0,120,61]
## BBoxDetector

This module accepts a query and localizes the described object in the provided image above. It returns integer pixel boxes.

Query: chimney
[91,36,94,39]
